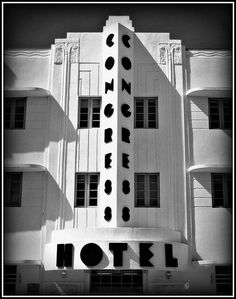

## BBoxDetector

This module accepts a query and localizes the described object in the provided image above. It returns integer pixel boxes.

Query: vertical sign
[99,22,134,227]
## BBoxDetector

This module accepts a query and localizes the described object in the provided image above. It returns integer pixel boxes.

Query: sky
[3,2,233,50]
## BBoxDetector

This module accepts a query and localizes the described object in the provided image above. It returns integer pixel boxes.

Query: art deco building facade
[4,16,232,295]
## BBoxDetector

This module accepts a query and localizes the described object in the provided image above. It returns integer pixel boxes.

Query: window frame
[208,98,232,130]
[215,265,232,295]
[78,97,101,129]
[4,172,23,207]
[90,270,143,294]
[4,265,17,295]
[4,97,27,130]
[134,97,158,129]
[134,173,160,208]
[211,173,232,208]
[74,173,99,207]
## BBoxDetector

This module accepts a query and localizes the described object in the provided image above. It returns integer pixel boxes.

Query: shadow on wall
[4,94,77,160]
[133,33,187,234]
[4,171,73,234]
[4,95,75,240]
[4,63,17,87]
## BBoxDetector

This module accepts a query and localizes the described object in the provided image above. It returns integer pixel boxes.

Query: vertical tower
[99,20,134,227]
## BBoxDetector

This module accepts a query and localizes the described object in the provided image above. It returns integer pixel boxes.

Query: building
[3,16,232,295]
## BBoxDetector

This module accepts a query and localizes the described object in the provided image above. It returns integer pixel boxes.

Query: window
[211,173,232,208]
[90,270,143,294]
[78,97,101,128]
[4,173,22,207]
[75,173,99,207]
[4,265,17,295]
[215,265,232,295]
[135,173,160,207]
[134,98,158,128]
[4,97,27,129]
[27,283,40,295]
[209,98,232,129]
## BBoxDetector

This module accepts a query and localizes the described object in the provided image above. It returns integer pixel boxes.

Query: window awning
[4,163,47,172]
[186,87,232,98]
[188,164,232,173]
[4,87,51,98]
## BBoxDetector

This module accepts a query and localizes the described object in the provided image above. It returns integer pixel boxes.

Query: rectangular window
[211,173,232,208]
[75,173,99,207]
[135,173,160,207]
[4,97,27,129]
[78,97,101,128]
[4,265,17,295]
[90,270,143,294]
[209,98,232,129]
[27,283,40,295]
[4,173,22,207]
[134,98,158,128]
[215,265,232,295]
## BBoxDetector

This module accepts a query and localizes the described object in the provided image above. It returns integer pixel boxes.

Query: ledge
[51,227,182,243]
[4,163,47,172]
[186,87,232,98]
[4,87,51,98]
[188,164,232,173]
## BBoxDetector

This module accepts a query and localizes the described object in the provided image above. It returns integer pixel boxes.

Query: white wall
[5,172,44,261]
[187,52,232,90]
[4,50,50,90]
[192,173,232,263]
[5,97,50,166]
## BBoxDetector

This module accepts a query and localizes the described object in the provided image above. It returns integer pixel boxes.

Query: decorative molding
[158,43,182,65]
[54,42,79,64]
[187,50,232,58]
[54,43,65,65]
[4,50,50,58]
[172,44,182,65]
[70,43,79,63]
[158,43,168,65]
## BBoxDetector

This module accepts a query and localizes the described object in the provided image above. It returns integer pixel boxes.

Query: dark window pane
[4,265,17,295]
[5,173,22,207]
[4,98,26,129]
[75,175,85,207]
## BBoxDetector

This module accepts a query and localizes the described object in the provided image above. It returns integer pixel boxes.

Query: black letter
[122,127,130,143]
[122,180,130,194]
[121,57,132,70]
[105,180,112,194]
[122,35,131,48]
[105,153,112,168]
[122,153,129,169]
[122,79,131,94]
[104,104,114,118]
[105,57,115,70]
[139,243,154,267]
[104,207,112,221]
[109,243,128,266]
[80,243,103,267]
[121,104,131,117]
[106,34,114,47]
[165,244,178,267]
[105,128,113,143]
[105,79,114,93]
[122,207,130,222]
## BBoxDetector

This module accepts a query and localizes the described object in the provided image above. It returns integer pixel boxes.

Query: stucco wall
[4,50,50,90]
[187,51,232,90]
[5,172,44,261]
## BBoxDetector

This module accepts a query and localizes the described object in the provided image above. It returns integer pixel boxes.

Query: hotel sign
[44,241,189,271]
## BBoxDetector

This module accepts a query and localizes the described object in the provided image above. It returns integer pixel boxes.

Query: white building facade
[3,16,232,295]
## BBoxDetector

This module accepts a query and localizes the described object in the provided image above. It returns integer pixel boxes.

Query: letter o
[80,243,103,267]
